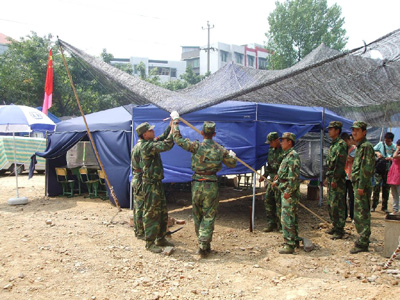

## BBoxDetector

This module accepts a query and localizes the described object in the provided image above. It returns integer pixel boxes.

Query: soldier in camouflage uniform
[170,111,237,257]
[131,138,144,239]
[350,121,375,254]
[325,121,348,240]
[273,132,301,254]
[259,132,284,232]
[136,121,175,253]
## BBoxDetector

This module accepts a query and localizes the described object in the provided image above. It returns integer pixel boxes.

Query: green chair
[55,167,75,197]
[79,167,99,198]
[97,169,109,200]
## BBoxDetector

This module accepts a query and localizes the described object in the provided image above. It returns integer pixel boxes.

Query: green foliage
[135,62,147,80]
[266,0,348,69]
[0,33,129,117]
[180,66,203,85]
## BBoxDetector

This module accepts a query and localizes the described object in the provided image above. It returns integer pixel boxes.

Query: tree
[0,33,131,117]
[180,66,203,85]
[266,0,348,69]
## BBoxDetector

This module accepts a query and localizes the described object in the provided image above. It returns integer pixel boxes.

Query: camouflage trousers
[327,177,346,235]
[142,180,168,243]
[263,181,281,229]
[353,183,372,248]
[192,181,219,251]
[280,188,300,248]
[133,189,144,237]
[372,171,389,210]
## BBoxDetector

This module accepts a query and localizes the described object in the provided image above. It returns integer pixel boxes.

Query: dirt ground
[0,173,400,300]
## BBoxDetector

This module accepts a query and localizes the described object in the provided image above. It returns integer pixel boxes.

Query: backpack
[375,142,387,175]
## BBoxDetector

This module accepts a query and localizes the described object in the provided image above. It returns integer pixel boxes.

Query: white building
[110,57,187,83]
[0,33,11,55]
[182,42,270,75]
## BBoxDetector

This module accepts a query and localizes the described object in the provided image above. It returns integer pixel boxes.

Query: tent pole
[319,108,325,206]
[12,132,19,198]
[252,173,256,231]
[45,131,48,197]
[59,40,121,210]
[130,122,134,210]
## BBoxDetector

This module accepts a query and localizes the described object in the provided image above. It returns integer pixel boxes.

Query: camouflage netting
[59,28,400,127]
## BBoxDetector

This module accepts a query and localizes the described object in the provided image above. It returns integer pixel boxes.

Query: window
[187,58,200,68]
[258,57,267,70]
[247,55,254,67]
[221,50,228,62]
[171,68,177,78]
[235,52,243,64]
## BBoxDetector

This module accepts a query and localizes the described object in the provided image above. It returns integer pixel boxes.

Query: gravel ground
[0,173,399,299]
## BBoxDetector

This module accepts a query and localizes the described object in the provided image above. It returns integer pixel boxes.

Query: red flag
[42,49,53,115]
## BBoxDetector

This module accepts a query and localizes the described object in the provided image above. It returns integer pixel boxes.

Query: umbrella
[0,104,56,204]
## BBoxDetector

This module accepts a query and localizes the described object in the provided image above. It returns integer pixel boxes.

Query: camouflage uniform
[351,122,375,250]
[326,122,347,236]
[137,122,174,248]
[131,139,144,237]
[173,121,237,251]
[263,132,284,230]
[276,132,301,249]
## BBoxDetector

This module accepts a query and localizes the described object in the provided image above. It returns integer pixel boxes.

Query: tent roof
[56,105,134,132]
[59,28,400,127]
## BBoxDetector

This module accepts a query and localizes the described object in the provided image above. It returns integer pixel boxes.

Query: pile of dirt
[0,174,399,299]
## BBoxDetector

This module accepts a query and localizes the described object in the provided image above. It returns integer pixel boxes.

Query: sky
[1,0,400,61]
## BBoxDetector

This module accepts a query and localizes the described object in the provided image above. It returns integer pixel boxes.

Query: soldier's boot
[350,246,368,254]
[136,234,145,240]
[331,232,344,240]
[262,224,276,233]
[196,248,209,258]
[146,241,162,253]
[155,237,174,247]
[325,228,335,235]
[279,245,294,254]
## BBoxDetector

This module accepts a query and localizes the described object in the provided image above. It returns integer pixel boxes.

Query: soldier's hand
[331,181,337,189]
[283,192,291,199]
[357,188,365,196]
[228,150,236,158]
[259,177,265,183]
[271,181,277,188]
[170,111,180,120]
[273,175,278,181]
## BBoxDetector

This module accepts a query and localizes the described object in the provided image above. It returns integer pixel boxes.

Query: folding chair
[79,167,99,198]
[55,167,75,197]
[97,169,109,200]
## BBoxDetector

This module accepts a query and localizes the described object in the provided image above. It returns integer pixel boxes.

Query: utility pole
[202,21,214,74]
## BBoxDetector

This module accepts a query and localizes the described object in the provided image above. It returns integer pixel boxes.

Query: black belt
[193,179,217,182]
[195,171,217,176]
[279,179,288,183]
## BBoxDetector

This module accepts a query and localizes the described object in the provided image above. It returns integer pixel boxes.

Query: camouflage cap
[202,121,216,134]
[136,122,155,136]
[265,132,279,144]
[280,132,296,142]
[351,121,368,130]
[327,121,343,129]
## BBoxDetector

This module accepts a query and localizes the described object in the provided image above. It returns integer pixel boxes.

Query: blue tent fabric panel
[92,131,131,207]
[132,101,353,183]
[56,106,132,132]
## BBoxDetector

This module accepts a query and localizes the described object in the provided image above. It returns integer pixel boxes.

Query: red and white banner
[42,49,53,115]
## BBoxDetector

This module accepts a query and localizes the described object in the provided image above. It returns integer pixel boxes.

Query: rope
[383,235,400,269]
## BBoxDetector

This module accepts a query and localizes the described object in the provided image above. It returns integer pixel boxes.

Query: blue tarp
[36,106,132,208]
[132,101,353,183]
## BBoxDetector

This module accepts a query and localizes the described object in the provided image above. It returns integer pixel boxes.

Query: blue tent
[36,107,61,124]
[132,101,353,183]
[36,106,133,208]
